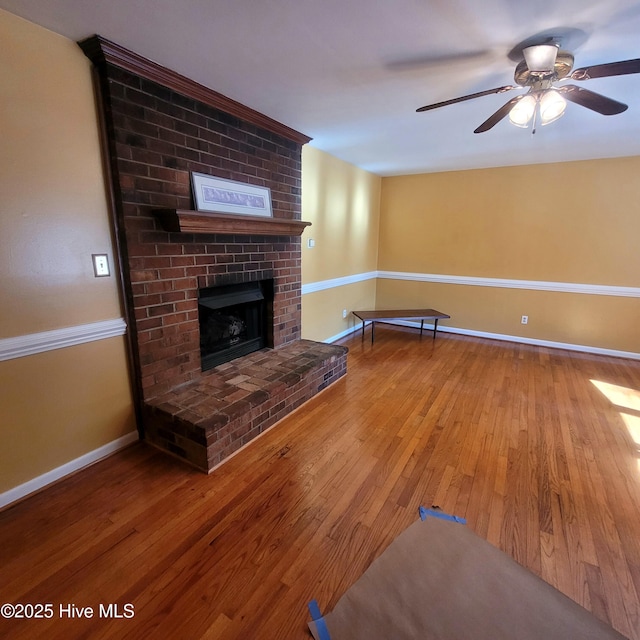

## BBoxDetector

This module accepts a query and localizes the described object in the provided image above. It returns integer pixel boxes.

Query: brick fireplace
[81,36,347,471]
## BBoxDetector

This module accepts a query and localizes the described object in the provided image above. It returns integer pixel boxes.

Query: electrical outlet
[521,315,528,325]
[342,309,347,319]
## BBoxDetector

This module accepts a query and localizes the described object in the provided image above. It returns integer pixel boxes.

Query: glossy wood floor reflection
[2,328,640,639]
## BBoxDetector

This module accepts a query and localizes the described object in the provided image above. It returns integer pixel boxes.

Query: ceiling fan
[416,44,640,133]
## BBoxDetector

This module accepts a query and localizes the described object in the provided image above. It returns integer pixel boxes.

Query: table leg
[420,319,424,337]
[361,319,365,341]
[433,318,439,340]
[371,321,375,344]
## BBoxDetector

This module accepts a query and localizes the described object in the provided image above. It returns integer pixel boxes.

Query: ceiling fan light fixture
[523,44,559,72]
[539,89,567,125]
[509,94,536,127]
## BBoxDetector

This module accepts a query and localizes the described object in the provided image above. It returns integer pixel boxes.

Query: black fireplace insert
[198,280,273,371]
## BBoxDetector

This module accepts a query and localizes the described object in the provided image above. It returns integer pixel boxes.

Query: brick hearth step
[142,340,348,472]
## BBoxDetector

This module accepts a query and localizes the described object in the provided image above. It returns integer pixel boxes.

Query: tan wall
[302,280,377,342]
[0,10,124,335]
[375,279,639,353]
[378,159,640,353]
[0,340,135,492]
[0,10,135,495]
[301,146,381,341]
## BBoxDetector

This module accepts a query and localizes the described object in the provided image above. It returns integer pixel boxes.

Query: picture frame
[191,172,273,217]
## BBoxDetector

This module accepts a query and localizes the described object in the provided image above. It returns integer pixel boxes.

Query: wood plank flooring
[2,327,640,639]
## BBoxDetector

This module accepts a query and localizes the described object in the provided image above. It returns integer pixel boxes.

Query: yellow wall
[0,11,124,335]
[0,340,134,492]
[0,10,135,495]
[378,159,640,353]
[375,280,639,353]
[301,146,381,341]
[302,280,378,340]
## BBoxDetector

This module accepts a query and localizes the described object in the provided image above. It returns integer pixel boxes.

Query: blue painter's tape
[308,599,331,640]
[419,505,467,524]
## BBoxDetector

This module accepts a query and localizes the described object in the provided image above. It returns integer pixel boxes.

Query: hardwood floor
[2,328,640,639]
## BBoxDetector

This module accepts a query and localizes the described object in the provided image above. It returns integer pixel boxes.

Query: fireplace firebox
[198,280,273,371]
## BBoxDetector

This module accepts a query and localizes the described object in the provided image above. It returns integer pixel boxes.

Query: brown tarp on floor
[309,513,626,640]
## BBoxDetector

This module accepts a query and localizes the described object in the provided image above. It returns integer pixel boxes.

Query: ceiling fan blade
[559,85,628,115]
[570,58,640,80]
[416,85,516,112]
[473,95,524,133]
[389,49,493,72]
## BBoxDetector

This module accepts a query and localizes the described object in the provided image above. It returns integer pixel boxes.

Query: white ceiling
[2,0,640,175]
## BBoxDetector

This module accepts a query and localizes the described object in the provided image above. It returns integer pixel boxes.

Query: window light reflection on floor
[620,412,640,446]
[590,379,640,413]
[591,379,640,470]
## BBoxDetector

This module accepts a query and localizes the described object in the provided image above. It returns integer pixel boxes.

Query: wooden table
[352,309,450,344]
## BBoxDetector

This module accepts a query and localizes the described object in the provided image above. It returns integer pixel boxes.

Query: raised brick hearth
[81,37,347,471]
[144,340,346,471]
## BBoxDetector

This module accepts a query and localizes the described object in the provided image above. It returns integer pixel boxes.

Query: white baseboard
[322,325,361,344]
[326,319,640,361]
[442,326,640,360]
[0,430,139,510]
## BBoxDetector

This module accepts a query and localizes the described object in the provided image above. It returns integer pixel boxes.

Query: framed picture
[191,172,273,217]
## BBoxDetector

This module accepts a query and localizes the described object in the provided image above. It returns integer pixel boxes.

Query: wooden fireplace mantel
[154,209,311,236]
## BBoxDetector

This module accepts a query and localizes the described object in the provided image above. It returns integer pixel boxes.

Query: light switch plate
[92,254,110,277]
